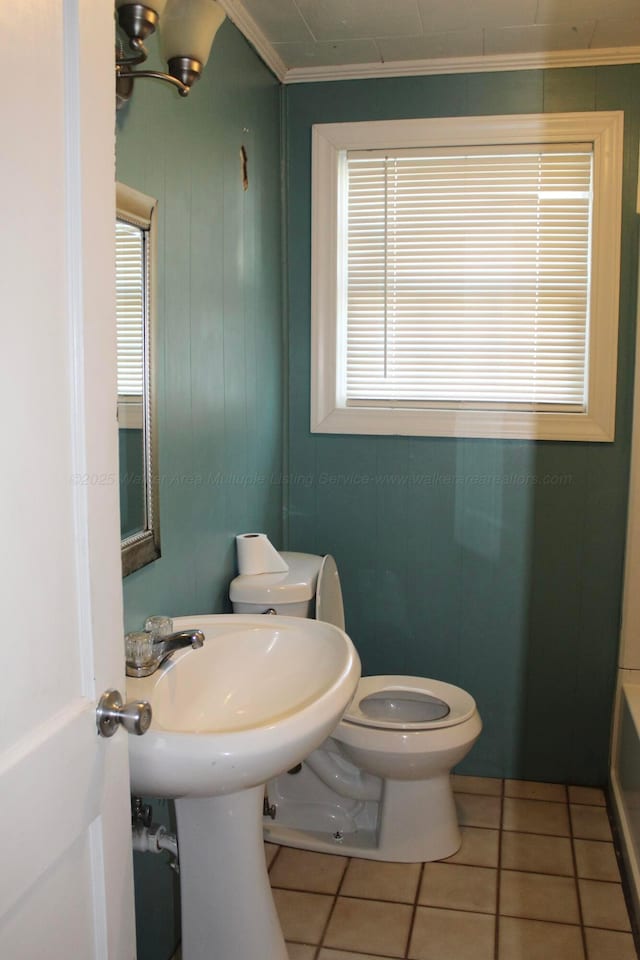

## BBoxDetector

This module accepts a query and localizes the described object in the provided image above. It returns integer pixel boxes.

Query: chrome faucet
[126,628,205,678]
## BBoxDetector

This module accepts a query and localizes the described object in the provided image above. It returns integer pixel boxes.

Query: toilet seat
[342,675,477,731]
[316,555,346,630]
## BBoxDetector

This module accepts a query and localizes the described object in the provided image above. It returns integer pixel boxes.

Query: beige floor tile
[498,915,585,960]
[340,858,420,903]
[419,862,497,914]
[568,785,607,806]
[574,839,620,882]
[452,774,502,796]
[323,897,412,957]
[442,826,499,867]
[501,831,574,876]
[265,843,279,868]
[409,905,495,960]
[286,945,317,960]
[500,870,580,924]
[570,804,613,841]
[318,951,400,960]
[455,792,502,828]
[584,927,639,960]
[503,797,570,836]
[505,779,567,802]
[270,847,347,894]
[578,878,632,931]
[272,888,334,944]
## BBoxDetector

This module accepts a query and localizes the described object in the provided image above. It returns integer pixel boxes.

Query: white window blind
[115,218,146,397]
[346,145,593,410]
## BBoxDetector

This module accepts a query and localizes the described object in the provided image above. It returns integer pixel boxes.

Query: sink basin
[127,614,361,959]
[127,614,361,798]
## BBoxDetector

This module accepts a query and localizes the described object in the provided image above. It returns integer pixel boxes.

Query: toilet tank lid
[229,551,322,603]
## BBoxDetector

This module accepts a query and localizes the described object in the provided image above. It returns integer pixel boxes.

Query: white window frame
[311,112,624,441]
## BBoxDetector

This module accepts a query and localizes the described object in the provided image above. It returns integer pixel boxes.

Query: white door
[0,1,136,957]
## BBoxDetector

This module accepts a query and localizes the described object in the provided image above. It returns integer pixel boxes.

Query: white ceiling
[222,0,640,80]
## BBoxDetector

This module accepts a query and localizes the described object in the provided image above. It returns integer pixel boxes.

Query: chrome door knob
[96,689,152,738]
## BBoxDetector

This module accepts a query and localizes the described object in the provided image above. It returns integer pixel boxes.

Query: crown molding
[282,45,640,84]
[217,0,287,82]
[217,1,640,87]
[282,46,640,84]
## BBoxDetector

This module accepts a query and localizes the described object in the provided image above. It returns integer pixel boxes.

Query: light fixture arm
[117,66,190,98]
[117,51,148,70]
[116,34,149,69]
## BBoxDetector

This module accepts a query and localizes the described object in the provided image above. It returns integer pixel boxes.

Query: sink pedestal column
[175,786,287,960]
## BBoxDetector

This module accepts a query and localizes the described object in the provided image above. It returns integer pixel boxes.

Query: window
[115,183,156,431]
[116,219,145,399]
[311,113,623,441]
[116,182,161,575]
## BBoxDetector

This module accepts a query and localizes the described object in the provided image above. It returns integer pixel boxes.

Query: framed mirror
[116,182,161,576]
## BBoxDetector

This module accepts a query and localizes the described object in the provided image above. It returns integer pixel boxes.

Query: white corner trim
[216,0,287,82]
[284,45,640,84]
[619,247,640,670]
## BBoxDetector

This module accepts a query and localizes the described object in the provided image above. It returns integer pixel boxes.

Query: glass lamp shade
[160,0,226,67]
[116,0,169,14]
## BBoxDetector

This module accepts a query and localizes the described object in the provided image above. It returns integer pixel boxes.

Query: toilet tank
[229,551,323,618]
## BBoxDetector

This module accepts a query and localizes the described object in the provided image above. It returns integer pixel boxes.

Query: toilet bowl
[338,675,479,779]
[230,552,481,862]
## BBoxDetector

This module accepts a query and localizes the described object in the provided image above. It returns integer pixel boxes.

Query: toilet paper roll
[236,533,289,576]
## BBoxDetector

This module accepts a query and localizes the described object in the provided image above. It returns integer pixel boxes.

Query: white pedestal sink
[127,614,360,960]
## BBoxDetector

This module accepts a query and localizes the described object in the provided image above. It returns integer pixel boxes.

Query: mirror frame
[116,181,161,577]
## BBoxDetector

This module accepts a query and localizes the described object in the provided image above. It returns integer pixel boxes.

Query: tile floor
[266,776,639,960]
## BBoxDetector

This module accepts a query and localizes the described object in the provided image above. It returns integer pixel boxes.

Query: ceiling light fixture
[116,0,225,108]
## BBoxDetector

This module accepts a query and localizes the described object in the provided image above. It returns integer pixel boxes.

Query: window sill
[311,404,614,441]
[117,399,143,430]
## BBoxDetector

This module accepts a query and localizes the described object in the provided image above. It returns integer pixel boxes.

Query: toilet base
[378,775,461,861]
[265,821,381,859]
[264,773,461,862]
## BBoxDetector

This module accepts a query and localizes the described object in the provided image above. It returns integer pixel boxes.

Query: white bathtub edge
[610,680,640,929]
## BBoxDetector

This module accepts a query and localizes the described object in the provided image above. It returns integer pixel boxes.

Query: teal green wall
[119,428,144,539]
[118,24,283,630]
[116,22,283,960]
[284,66,640,786]
[116,49,639,958]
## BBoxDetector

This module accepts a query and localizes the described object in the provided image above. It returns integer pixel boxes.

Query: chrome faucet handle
[144,615,174,639]
[125,631,154,669]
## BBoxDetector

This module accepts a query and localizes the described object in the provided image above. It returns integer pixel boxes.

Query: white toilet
[230,552,482,862]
